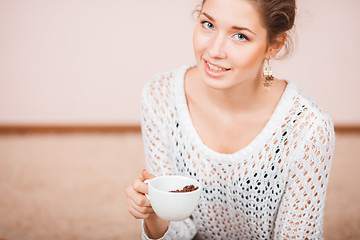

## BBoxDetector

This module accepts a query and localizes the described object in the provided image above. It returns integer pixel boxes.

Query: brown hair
[195,0,296,58]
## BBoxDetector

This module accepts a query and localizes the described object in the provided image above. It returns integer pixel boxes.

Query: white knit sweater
[141,65,335,240]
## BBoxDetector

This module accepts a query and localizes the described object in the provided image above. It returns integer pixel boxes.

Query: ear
[266,33,286,59]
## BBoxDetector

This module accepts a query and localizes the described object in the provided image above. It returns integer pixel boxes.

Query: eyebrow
[201,12,256,35]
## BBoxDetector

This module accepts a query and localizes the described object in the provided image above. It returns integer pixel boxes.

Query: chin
[200,73,234,90]
[196,58,233,90]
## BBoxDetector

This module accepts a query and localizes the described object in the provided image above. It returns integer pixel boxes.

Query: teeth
[207,62,228,72]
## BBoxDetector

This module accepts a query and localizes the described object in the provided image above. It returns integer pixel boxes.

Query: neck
[195,70,268,115]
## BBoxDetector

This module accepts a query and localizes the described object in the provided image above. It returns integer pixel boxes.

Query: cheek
[193,27,207,57]
[230,43,267,70]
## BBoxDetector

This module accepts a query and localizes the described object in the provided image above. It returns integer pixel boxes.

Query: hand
[126,169,155,219]
[126,169,170,238]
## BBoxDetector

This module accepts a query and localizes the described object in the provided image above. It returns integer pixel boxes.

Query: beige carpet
[0,132,359,240]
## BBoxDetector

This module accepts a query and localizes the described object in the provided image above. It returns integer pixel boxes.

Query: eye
[234,33,248,41]
[201,21,214,30]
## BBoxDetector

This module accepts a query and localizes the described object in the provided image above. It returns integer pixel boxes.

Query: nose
[207,33,227,59]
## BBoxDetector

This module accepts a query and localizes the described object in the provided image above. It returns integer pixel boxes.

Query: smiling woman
[192,0,279,91]
[125,0,335,239]
[0,0,359,240]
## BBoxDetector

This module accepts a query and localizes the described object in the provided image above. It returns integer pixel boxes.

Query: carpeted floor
[0,131,359,240]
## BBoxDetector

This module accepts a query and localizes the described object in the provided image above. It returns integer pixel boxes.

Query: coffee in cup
[145,175,202,221]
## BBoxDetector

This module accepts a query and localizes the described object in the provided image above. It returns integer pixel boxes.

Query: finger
[133,177,150,195]
[127,197,154,215]
[126,193,153,211]
[142,169,155,181]
[126,184,152,207]
[128,203,156,219]
[128,205,152,219]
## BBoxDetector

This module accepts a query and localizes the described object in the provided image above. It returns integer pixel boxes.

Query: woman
[126,0,335,239]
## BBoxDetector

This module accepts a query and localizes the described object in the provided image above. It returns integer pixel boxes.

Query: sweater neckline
[174,64,295,160]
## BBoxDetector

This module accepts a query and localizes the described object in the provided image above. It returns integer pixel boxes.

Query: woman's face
[193,0,270,90]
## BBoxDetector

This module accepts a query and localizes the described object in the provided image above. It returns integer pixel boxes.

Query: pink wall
[0,0,359,126]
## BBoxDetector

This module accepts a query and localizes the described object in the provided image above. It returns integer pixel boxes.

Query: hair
[194,0,296,58]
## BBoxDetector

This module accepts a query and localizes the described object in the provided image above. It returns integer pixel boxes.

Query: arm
[140,77,197,240]
[126,169,170,239]
[274,118,335,239]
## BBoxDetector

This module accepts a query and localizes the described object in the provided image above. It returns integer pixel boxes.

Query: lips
[205,60,230,72]
[203,59,230,77]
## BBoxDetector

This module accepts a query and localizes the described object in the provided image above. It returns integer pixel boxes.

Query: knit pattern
[141,65,335,240]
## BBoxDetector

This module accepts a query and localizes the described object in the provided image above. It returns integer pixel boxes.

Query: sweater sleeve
[141,78,174,176]
[273,117,335,239]
[140,77,197,240]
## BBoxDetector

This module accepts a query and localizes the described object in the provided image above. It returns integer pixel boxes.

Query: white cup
[145,175,202,221]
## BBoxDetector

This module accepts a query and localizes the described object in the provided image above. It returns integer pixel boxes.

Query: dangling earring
[262,59,274,92]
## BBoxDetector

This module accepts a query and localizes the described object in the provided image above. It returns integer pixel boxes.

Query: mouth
[204,59,231,73]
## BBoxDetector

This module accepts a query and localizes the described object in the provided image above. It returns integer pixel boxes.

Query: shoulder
[284,82,335,173]
[142,65,190,101]
[286,81,335,140]
[141,64,192,115]
[142,65,191,95]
